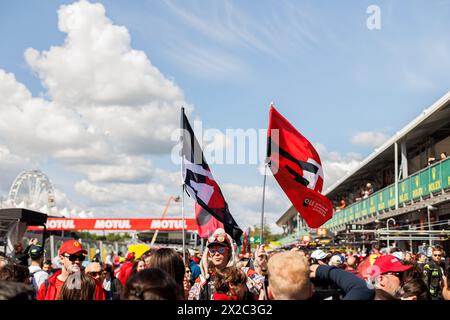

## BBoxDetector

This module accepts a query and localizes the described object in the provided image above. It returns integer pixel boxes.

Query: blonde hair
[267,251,311,300]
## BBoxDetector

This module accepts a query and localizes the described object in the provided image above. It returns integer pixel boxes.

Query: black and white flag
[181,108,243,245]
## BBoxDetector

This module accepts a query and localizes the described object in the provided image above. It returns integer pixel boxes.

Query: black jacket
[13,245,31,267]
[423,260,444,299]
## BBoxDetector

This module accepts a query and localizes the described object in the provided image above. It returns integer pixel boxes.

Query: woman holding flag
[188,228,264,300]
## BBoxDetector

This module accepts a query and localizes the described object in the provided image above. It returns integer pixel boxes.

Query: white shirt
[103,278,112,291]
[28,265,49,291]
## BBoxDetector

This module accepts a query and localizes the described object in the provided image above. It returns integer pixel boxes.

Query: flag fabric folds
[241,227,251,255]
[267,105,333,228]
[194,204,225,241]
[181,108,243,245]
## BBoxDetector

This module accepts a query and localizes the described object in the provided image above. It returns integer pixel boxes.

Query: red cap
[58,240,87,256]
[373,255,412,274]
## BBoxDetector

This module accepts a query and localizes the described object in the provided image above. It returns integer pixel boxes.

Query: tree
[72,231,131,242]
[249,219,283,246]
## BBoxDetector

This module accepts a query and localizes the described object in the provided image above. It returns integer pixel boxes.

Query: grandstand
[276,92,450,253]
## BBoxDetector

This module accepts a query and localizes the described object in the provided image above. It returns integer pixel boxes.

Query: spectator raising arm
[311,265,375,300]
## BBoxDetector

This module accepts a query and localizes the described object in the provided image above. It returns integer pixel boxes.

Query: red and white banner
[27,218,197,231]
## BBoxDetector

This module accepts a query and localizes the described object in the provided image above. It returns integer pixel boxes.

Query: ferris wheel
[7,170,56,213]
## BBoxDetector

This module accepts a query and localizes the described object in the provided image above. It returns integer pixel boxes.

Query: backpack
[29,269,47,298]
[29,269,40,291]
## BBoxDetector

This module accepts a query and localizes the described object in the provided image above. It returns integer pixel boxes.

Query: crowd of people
[427,152,447,167]
[331,151,449,213]
[1,229,450,301]
[335,182,375,211]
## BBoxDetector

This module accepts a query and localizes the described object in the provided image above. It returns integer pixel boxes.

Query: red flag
[267,105,333,228]
[194,203,225,239]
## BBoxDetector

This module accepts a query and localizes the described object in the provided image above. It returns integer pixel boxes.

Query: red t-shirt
[54,277,65,300]
[213,292,237,300]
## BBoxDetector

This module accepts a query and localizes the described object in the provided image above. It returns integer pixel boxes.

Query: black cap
[29,245,45,259]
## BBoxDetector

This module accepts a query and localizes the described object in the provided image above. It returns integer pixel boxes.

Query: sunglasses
[208,234,228,244]
[433,254,442,257]
[63,254,86,262]
[209,247,229,255]
[87,271,102,277]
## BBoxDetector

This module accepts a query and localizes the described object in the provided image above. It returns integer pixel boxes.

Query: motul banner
[27,218,197,231]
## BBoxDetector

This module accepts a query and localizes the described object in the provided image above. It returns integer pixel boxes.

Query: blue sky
[0,0,449,232]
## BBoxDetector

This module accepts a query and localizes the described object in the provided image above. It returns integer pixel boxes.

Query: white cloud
[52,188,90,218]
[0,69,88,157]
[351,131,389,149]
[0,69,33,105]
[228,208,284,235]
[154,168,182,189]
[222,183,287,213]
[20,0,190,156]
[0,1,196,223]
[314,143,362,192]
[25,1,183,107]
[163,41,247,79]
[0,0,195,206]
[79,104,182,155]
[220,182,290,234]
[322,158,362,191]
[0,145,34,193]
[163,0,318,60]
[74,179,165,206]
[73,155,153,183]
[53,188,76,209]
[158,0,322,78]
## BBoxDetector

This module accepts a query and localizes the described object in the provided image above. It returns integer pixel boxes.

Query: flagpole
[260,163,268,245]
[181,107,186,265]
[181,184,186,265]
[260,102,274,247]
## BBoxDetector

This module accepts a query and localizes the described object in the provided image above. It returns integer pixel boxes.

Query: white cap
[329,255,343,266]
[311,249,329,260]
[392,251,404,261]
